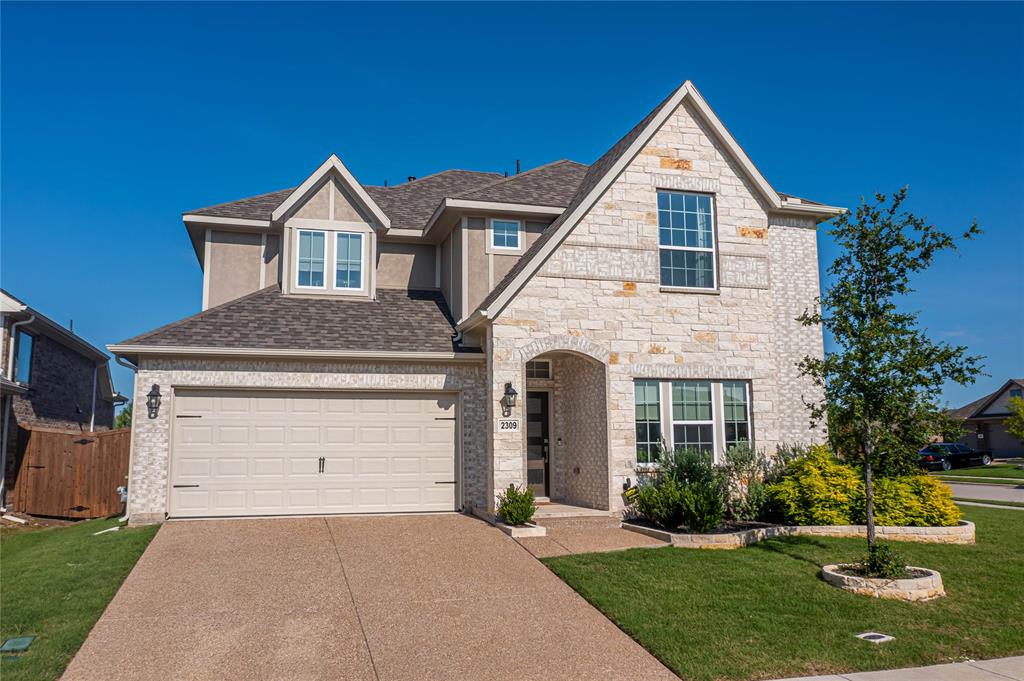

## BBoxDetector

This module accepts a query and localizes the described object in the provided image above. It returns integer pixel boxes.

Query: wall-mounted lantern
[146,384,162,419]
[501,382,518,417]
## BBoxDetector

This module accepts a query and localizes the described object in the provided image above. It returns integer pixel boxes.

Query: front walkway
[62,514,677,681]
[776,656,1024,680]
[519,515,668,558]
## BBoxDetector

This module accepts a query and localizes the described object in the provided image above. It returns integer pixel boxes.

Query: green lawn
[544,507,1024,681]
[0,518,158,681]
[954,498,1024,509]
[934,463,1024,480]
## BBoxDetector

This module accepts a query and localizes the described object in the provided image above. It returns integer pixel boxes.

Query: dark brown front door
[526,392,550,497]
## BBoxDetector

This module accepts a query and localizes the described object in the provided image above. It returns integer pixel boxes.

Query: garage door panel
[170,390,457,518]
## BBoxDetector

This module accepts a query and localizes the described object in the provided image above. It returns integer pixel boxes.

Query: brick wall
[488,98,826,512]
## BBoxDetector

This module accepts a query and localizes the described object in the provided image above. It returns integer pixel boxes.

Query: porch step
[534,515,621,530]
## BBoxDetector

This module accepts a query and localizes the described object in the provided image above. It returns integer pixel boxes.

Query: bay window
[632,379,752,464]
[657,190,716,289]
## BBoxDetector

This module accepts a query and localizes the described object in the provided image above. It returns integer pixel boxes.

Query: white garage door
[169,390,458,517]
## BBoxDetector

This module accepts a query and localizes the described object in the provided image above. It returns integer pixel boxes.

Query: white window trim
[526,359,552,379]
[669,380,716,456]
[657,190,719,291]
[489,218,522,252]
[634,379,752,467]
[331,231,366,292]
[295,229,327,290]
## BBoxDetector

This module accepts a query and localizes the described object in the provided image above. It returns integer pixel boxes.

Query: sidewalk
[776,656,1024,681]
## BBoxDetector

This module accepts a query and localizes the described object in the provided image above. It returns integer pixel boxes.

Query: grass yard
[0,517,158,681]
[934,463,1024,481]
[544,506,1024,681]
[954,498,1024,509]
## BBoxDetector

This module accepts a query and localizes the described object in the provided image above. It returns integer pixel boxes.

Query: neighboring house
[110,81,844,526]
[948,379,1024,458]
[0,290,126,507]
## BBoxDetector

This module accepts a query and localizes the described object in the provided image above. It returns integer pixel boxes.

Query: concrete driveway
[63,514,677,681]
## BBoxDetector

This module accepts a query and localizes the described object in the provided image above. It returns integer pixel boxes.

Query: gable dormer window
[491,219,521,250]
[658,191,716,290]
[334,232,364,290]
[297,230,326,288]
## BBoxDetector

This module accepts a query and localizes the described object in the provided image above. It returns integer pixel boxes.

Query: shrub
[635,476,687,529]
[856,543,910,580]
[768,446,962,527]
[496,484,536,526]
[767,445,861,525]
[723,442,770,522]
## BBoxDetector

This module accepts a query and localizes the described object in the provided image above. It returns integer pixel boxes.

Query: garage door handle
[434,417,456,421]
[176,415,202,419]
[434,481,457,485]
[173,484,200,488]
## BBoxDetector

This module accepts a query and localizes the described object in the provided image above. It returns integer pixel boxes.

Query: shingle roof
[456,160,589,207]
[476,88,679,313]
[364,170,503,230]
[119,287,477,354]
[948,379,1024,420]
[185,169,505,229]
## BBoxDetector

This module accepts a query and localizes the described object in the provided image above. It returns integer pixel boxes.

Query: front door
[526,391,550,497]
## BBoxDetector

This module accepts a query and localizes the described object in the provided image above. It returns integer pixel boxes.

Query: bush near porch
[545,505,1024,681]
[630,444,960,532]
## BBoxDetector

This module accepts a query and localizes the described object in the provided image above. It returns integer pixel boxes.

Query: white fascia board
[774,201,847,219]
[422,199,564,237]
[271,154,391,229]
[107,344,485,363]
[182,215,272,228]
[0,292,27,314]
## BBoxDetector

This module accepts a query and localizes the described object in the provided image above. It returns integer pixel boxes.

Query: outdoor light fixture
[501,382,518,417]
[146,384,162,419]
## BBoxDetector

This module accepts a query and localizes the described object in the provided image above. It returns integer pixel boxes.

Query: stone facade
[487,99,826,513]
[127,357,487,524]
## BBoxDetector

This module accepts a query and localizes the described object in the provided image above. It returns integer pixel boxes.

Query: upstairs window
[491,219,521,250]
[335,232,363,290]
[15,331,33,384]
[1011,388,1023,399]
[657,191,716,289]
[296,230,326,288]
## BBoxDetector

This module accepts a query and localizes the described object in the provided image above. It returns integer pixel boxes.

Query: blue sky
[2,2,1021,408]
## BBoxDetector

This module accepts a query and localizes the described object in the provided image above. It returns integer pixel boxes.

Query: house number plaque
[498,419,521,433]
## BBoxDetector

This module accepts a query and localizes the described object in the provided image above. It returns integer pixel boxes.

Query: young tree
[798,187,982,556]
[1007,396,1024,442]
[114,401,132,430]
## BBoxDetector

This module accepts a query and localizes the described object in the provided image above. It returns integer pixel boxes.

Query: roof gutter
[107,345,485,363]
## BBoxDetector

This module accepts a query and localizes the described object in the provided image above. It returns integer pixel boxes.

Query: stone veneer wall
[488,98,826,513]
[553,353,609,509]
[128,357,487,524]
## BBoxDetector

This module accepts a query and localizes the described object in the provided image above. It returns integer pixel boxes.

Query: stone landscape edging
[620,520,975,549]
[821,564,946,601]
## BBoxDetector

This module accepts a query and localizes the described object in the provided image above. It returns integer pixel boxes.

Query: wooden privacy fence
[9,426,130,519]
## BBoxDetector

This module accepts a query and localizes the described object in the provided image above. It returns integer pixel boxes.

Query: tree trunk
[864,457,876,551]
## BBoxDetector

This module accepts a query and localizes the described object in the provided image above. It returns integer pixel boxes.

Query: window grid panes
[658,191,715,289]
[15,331,33,384]
[526,360,551,379]
[492,220,520,249]
[335,232,363,289]
[634,380,662,464]
[671,381,714,454]
[297,230,325,287]
[723,381,751,449]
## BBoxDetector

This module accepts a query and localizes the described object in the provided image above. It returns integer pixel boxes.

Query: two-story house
[1,289,125,508]
[110,81,843,525]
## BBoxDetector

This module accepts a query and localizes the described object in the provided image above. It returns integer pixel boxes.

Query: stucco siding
[376,241,437,290]
[208,231,263,308]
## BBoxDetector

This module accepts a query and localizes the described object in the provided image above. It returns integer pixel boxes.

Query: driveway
[62,514,677,681]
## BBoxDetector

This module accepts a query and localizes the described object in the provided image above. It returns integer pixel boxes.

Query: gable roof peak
[271,154,391,228]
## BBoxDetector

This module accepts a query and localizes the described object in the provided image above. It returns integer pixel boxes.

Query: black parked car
[918,443,993,471]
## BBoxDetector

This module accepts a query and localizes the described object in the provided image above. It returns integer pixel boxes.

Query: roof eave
[107,344,485,363]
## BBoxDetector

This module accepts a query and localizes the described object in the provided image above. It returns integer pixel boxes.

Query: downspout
[89,364,97,432]
[114,353,138,523]
[1,313,35,510]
